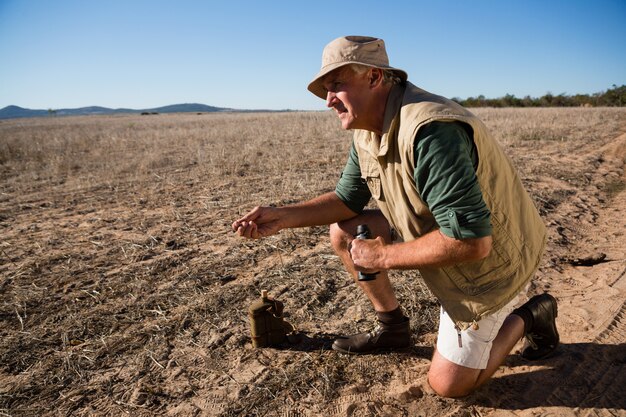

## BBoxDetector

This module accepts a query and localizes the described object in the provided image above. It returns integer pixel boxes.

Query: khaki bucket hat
[308,35,408,100]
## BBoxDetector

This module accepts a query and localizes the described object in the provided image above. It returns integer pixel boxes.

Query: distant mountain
[0,105,50,119]
[0,103,233,119]
[145,103,226,113]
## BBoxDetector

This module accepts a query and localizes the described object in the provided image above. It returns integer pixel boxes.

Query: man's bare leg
[328,209,411,353]
[329,209,398,312]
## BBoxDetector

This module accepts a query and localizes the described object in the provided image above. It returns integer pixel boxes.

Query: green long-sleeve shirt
[335,121,492,239]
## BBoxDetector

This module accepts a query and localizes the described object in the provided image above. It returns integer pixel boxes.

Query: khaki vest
[354,83,546,329]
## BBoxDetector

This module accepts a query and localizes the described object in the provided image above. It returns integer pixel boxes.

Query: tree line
[453,84,625,107]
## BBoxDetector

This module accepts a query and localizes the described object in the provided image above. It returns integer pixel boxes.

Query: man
[232,36,559,397]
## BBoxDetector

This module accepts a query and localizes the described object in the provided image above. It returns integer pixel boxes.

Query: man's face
[322,66,373,131]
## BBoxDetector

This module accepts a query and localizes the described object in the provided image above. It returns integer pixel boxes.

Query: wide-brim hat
[307,36,408,100]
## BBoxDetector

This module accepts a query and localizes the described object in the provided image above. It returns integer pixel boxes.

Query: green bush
[453,84,625,107]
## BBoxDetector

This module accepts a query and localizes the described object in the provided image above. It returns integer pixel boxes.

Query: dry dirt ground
[1,108,625,417]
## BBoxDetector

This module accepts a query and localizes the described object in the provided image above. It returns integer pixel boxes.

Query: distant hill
[0,103,233,119]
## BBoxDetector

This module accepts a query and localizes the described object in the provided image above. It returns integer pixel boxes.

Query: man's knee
[329,221,351,253]
[329,210,391,252]
[427,351,480,398]
[427,372,475,398]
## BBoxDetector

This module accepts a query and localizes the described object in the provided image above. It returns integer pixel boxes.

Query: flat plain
[1,108,625,416]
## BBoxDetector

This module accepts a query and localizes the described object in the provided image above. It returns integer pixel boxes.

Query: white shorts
[436,294,521,369]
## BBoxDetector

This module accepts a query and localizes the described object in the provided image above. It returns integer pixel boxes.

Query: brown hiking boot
[331,319,411,354]
[515,293,560,360]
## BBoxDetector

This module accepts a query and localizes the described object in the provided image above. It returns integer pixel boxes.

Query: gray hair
[348,64,402,85]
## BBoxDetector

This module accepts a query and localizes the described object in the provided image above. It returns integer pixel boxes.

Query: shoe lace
[368,324,382,337]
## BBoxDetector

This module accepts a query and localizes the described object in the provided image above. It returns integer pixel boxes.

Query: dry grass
[0,108,625,416]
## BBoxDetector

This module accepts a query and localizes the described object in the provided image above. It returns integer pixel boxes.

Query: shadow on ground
[471,342,625,411]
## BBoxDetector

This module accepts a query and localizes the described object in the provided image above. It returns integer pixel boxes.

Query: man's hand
[232,206,284,239]
[350,236,387,272]
[232,192,359,240]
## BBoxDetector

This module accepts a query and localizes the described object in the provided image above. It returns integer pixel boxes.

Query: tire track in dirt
[543,301,626,416]
[539,132,626,416]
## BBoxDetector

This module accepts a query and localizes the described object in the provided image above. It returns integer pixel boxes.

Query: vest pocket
[365,176,382,200]
[442,234,522,296]
[360,160,383,200]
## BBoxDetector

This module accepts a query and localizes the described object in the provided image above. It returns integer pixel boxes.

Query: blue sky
[1,0,624,110]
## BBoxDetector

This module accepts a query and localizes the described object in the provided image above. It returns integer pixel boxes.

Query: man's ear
[368,68,384,88]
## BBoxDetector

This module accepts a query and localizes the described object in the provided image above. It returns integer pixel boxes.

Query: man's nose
[326,91,337,108]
